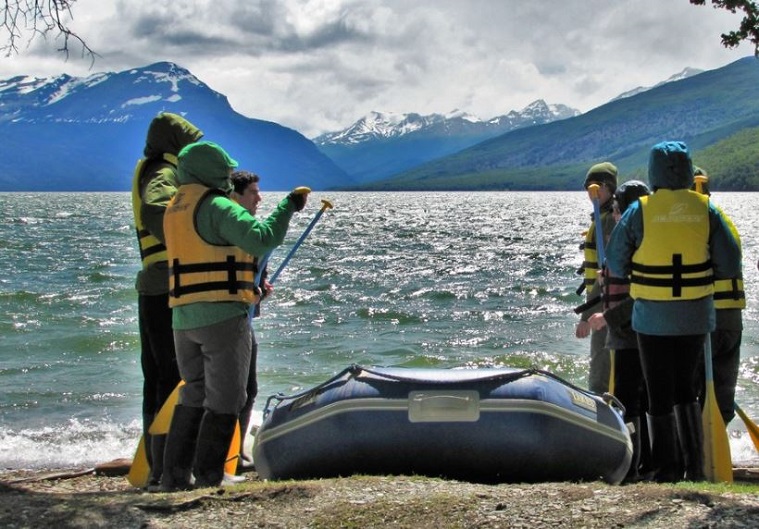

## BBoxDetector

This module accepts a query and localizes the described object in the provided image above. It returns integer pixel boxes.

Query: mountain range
[313,102,581,183]
[361,57,759,191]
[1,59,758,192]
[0,62,350,191]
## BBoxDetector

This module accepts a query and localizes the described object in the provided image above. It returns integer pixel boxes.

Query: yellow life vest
[164,183,259,307]
[630,189,713,300]
[131,153,178,267]
[581,209,612,290]
[582,223,600,289]
[713,208,745,309]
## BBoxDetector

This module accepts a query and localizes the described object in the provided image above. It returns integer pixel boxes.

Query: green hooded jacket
[170,141,297,330]
[134,112,203,294]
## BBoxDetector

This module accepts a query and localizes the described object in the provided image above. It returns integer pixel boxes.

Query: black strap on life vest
[573,295,601,315]
[630,254,713,298]
[713,278,745,301]
[170,256,258,298]
[602,276,630,306]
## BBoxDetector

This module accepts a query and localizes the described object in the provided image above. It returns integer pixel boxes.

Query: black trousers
[139,292,181,417]
[637,333,705,416]
[614,347,647,418]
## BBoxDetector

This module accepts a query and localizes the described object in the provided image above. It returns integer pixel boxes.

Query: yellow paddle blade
[224,420,242,476]
[126,436,150,488]
[735,404,759,453]
[149,380,185,435]
[607,349,615,396]
[703,380,733,483]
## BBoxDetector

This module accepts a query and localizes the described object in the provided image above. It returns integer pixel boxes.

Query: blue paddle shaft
[704,335,715,382]
[270,206,328,284]
[591,196,606,267]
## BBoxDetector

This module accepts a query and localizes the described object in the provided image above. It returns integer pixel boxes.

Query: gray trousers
[174,315,252,415]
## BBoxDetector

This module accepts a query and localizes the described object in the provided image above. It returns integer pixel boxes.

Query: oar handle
[269,199,333,284]
[587,184,606,267]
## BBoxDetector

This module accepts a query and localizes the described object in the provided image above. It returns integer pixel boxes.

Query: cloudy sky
[0,0,753,138]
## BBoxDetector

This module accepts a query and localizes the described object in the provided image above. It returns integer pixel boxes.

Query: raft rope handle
[601,392,627,416]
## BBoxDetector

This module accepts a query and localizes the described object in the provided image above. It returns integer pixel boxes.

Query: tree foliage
[690,0,759,54]
[1,0,94,61]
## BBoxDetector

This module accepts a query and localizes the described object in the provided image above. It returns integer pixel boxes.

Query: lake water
[2,191,759,469]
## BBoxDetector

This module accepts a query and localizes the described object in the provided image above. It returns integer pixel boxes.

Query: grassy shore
[2,465,759,528]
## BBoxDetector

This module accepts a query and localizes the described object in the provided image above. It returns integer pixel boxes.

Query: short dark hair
[230,170,260,195]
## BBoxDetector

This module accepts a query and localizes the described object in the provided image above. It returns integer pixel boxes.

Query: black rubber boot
[193,410,238,488]
[142,413,155,469]
[674,402,706,482]
[147,434,166,487]
[647,412,683,483]
[159,405,204,492]
[237,408,256,472]
[622,417,642,484]
[637,412,654,480]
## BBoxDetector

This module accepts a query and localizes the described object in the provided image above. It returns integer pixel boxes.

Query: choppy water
[2,191,759,469]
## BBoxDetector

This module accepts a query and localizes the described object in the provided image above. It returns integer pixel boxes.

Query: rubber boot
[142,413,155,469]
[147,434,166,487]
[647,412,683,483]
[674,402,706,482]
[159,405,204,492]
[193,410,238,488]
[637,412,654,480]
[237,407,255,472]
[622,417,642,484]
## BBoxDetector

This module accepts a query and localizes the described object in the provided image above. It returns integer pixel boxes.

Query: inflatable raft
[253,365,632,484]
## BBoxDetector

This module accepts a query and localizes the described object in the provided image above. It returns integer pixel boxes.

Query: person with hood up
[605,141,741,483]
[131,112,203,487]
[159,141,309,491]
[575,162,618,394]
[588,180,652,483]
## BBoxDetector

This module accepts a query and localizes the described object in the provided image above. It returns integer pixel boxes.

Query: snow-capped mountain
[313,100,580,183]
[611,67,704,101]
[0,62,351,191]
[314,100,580,147]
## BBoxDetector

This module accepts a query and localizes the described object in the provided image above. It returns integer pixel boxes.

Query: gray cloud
[0,0,751,137]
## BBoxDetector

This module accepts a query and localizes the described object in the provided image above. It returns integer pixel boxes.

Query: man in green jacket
[131,112,203,487]
[160,141,309,491]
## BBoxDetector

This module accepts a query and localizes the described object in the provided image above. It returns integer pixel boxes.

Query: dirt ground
[2,465,759,529]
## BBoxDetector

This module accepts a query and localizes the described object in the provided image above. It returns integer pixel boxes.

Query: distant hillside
[0,62,352,191]
[360,57,759,191]
[691,126,759,191]
[313,101,580,184]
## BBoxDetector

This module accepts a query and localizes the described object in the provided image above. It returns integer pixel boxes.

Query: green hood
[177,141,239,191]
[143,112,203,158]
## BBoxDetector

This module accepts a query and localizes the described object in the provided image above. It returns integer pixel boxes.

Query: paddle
[586,183,606,267]
[702,336,733,483]
[128,381,242,487]
[735,403,759,453]
[269,198,334,283]
[587,183,614,392]
[250,197,334,318]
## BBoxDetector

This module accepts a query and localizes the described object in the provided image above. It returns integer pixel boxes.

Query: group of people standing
[132,112,308,491]
[131,111,744,489]
[575,141,744,483]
